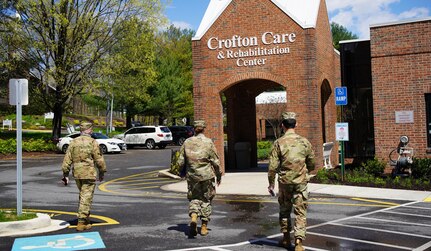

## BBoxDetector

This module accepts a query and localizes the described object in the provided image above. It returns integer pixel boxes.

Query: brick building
[339,17,431,165]
[192,0,340,172]
[371,18,431,162]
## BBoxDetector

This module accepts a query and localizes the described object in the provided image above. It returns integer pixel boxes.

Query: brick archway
[192,0,340,173]
[222,77,284,170]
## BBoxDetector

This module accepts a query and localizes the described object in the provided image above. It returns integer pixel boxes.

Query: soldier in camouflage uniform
[62,121,107,232]
[267,112,315,251]
[177,120,222,237]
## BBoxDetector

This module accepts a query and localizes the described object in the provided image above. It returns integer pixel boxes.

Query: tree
[256,93,286,139]
[149,25,194,125]
[2,0,164,139]
[331,22,358,50]
[95,17,159,128]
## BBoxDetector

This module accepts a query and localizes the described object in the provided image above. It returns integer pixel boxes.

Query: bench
[323,142,334,169]
[2,119,12,130]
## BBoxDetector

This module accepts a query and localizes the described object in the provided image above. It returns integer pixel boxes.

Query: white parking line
[382,210,431,218]
[359,216,431,227]
[307,231,412,250]
[401,205,431,210]
[414,240,431,251]
[169,201,424,251]
[329,222,431,239]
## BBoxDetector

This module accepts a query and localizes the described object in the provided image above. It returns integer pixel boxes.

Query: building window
[426,94,431,148]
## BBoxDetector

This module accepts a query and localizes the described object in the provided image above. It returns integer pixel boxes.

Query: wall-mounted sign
[395,111,414,123]
[207,31,296,67]
[336,122,349,141]
[335,87,347,106]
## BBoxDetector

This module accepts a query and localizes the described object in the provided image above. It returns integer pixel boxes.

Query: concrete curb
[0,213,69,237]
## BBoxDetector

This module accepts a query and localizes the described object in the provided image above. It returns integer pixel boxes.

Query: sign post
[9,78,28,216]
[335,87,348,181]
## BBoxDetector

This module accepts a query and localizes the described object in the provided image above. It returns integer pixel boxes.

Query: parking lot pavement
[166,201,431,251]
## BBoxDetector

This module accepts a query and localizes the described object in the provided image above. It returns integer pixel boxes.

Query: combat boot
[84,217,92,230]
[278,232,291,248]
[295,238,304,251]
[76,221,86,232]
[200,221,208,236]
[189,213,198,236]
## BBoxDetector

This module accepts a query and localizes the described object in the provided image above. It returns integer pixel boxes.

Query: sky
[164,0,431,39]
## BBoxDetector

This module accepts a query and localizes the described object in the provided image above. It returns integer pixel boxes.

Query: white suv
[117,126,173,149]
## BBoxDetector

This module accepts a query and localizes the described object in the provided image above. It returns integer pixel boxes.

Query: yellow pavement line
[119,186,162,190]
[351,197,400,207]
[424,196,431,202]
[113,178,171,183]
[119,180,176,186]
[99,170,160,191]
[3,208,119,227]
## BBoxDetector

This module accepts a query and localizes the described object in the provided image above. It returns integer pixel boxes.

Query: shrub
[257,148,271,160]
[314,168,340,184]
[411,157,431,180]
[0,139,16,154]
[256,141,272,160]
[360,157,386,177]
[257,141,272,150]
[0,138,56,154]
[315,169,329,183]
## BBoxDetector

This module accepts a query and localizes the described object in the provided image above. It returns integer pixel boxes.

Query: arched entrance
[321,79,333,144]
[223,78,284,170]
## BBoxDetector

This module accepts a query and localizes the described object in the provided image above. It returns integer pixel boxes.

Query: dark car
[168,126,195,146]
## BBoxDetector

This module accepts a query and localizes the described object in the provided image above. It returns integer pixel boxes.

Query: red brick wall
[192,0,340,172]
[371,19,431,162]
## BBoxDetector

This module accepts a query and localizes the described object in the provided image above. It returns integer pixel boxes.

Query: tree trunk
[52,103,63,140]
[126,115,133,128]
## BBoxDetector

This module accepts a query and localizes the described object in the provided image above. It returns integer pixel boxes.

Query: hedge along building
[192,0,340,172]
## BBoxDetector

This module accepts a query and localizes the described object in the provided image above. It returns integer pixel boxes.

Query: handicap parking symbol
[12,232,105,251]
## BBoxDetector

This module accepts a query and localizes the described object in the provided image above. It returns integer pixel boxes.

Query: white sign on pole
[336,122,349,141]
[9,78,28,216]
[9,79,29,105]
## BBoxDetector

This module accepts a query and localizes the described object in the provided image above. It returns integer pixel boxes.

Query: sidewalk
[161,172,431,202]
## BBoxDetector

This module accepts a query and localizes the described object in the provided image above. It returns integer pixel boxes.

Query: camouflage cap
[80,121,93,131]
[282,112,296,120]
[193,120,206,128]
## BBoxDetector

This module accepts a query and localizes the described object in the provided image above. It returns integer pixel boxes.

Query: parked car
[168,126,195,146]
[57,132,127,154]
[114,126,173,149]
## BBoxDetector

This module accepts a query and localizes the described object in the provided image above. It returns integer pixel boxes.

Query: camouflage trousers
[187,179,216,222]
[278,183,308,240]
[75,179,96,222]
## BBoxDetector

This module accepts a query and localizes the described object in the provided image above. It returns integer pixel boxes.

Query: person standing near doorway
[177,120,222,237]
[61,121,107,231]
[267,112,315,250]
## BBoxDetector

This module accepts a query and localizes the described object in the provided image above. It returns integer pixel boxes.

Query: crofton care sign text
[207,32,296,67]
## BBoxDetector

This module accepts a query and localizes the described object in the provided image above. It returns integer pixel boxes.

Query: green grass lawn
[0,210,37,222]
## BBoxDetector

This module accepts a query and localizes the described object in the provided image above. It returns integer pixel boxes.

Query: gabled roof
[193,0,321,40]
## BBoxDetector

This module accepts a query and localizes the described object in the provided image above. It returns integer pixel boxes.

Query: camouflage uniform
[177,122,221,222]
[62,122,106,223]
[268,113,315,241]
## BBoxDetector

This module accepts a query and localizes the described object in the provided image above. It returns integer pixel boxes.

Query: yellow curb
[423,196,431,202]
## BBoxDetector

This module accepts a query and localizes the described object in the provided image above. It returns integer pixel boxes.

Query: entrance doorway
[223,79,284,170]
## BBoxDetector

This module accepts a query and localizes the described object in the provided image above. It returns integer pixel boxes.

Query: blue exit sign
[335,87,348,106]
